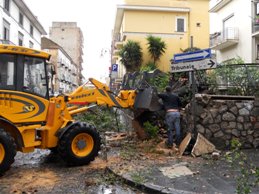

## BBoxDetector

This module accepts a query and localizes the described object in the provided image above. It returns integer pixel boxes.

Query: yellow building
[112,0,209,76]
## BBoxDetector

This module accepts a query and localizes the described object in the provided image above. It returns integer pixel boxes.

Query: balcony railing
[113,33,126,49]
[0,39,15,45]
[113,33,122,42]
[210,27,239,50]
[253,21,259,34]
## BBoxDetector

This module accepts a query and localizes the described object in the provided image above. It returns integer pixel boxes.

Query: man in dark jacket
[158,86,182,148]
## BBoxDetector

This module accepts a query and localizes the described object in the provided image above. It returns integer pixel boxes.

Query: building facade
[0,0,46,48]
[49,22,84,84]
[112,0,210,78]
[41,37,78,94]
[209,0,257,63]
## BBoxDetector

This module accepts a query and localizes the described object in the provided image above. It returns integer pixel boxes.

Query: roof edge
[14,0,47,35]
[113,5,190,34]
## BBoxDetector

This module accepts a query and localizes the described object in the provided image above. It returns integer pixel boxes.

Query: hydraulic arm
[66,78,137,114]
[0,44,162,175]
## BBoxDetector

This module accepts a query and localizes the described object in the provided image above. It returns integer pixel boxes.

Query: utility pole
[190,36,197,137]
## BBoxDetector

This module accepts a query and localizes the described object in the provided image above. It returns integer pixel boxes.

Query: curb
[106,166,195,194]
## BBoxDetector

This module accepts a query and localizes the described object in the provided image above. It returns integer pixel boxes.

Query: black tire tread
[57,123,101,166]
[0,128,17,175]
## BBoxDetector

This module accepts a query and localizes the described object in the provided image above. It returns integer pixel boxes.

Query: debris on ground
[191,133,216,157]
[179,132,192,156]
[212,152,221,160]
[106,132,128,142]
[154,139,179,156]
[159,162,194,178]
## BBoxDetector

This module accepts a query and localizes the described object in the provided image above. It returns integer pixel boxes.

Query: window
[23,57,48,97]
[4,0,10,12]
[223,14,234,39]
[30,25,34,36]
[176,17,185,32]
[0,54,15,89]
[29,41,34,48]
[3,19,10,41]
[18,32,24,46]
[19,12,24,26]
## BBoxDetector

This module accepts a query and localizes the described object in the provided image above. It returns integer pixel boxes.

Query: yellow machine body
[0,44,137,154]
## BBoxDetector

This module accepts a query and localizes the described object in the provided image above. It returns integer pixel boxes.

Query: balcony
[209,0,232,12]
[115,41,123,49]
[112,55,119,60]
[210,27,239,50]
[113,33,126,48]
[252,20,259,37]
[0,40,15,45]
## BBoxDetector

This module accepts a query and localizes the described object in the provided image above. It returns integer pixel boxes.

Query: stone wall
[185,94,259,149]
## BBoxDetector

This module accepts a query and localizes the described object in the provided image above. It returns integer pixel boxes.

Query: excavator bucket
[121,69,164,112]
[134,87,162,111]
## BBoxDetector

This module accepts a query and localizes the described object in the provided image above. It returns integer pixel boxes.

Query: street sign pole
[191,70,197,137]
[171,48,217,136]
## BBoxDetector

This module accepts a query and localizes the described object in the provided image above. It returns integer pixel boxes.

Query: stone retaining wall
[185,94,259,149]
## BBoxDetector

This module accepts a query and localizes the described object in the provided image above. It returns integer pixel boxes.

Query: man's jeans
[165,112,181,146]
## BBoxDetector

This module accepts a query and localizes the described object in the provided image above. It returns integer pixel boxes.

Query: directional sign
[171,58,218,73]
[112,64,118,72]
[173,48,211,63]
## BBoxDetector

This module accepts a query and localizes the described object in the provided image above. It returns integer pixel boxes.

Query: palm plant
[146,35,166,65]
[182,47,200,53]
[119,40,143,72]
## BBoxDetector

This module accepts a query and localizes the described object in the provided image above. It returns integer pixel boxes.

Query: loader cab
[0,45,50,99]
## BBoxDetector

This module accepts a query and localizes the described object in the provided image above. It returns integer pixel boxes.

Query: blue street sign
[112,64,118,72]
[173,48,211,63]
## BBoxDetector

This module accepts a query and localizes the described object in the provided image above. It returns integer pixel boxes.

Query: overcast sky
[24,0,123,81]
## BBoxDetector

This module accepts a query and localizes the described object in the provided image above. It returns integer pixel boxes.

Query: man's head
[165,86,172,93]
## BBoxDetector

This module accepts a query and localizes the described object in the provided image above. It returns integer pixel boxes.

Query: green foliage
[207,57,259,95]
[143,121,159,139]
[131,171,146,185]
[140,68,170,93]
[225,139,259,194]
[101,171,119,185]
[182,47,201,53]
[75,107,125,132]
[119,40,143,72]
[152,73,170,92]
[140,61,157,72]
[140,62,170,92]
[146,35,166,64]
[230,138,242,150]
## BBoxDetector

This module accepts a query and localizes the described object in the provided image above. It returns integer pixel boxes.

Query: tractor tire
[0,128,17,175]
[57,123,101,166]
[49,147,58,154]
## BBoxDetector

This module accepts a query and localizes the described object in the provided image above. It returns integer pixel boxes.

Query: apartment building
[0,0,46,48]
[41,37,78,94]
[49,22,84,85]
[209,0,258,63]
[112,0,210,79]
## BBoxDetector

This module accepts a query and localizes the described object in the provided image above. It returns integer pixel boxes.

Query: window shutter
[177,18,184,32]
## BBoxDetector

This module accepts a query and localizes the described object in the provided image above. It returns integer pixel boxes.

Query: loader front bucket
[134,87,162,112]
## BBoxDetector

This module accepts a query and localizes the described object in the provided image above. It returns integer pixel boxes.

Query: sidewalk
[106,137,259,194]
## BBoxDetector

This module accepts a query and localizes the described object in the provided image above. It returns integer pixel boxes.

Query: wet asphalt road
[0,149,140,194]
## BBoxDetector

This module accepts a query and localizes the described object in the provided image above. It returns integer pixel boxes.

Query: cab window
[0,54,15,89]
[23,56,48,98]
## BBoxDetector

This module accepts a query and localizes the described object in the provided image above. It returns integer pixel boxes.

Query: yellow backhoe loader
[0,44,160,175]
